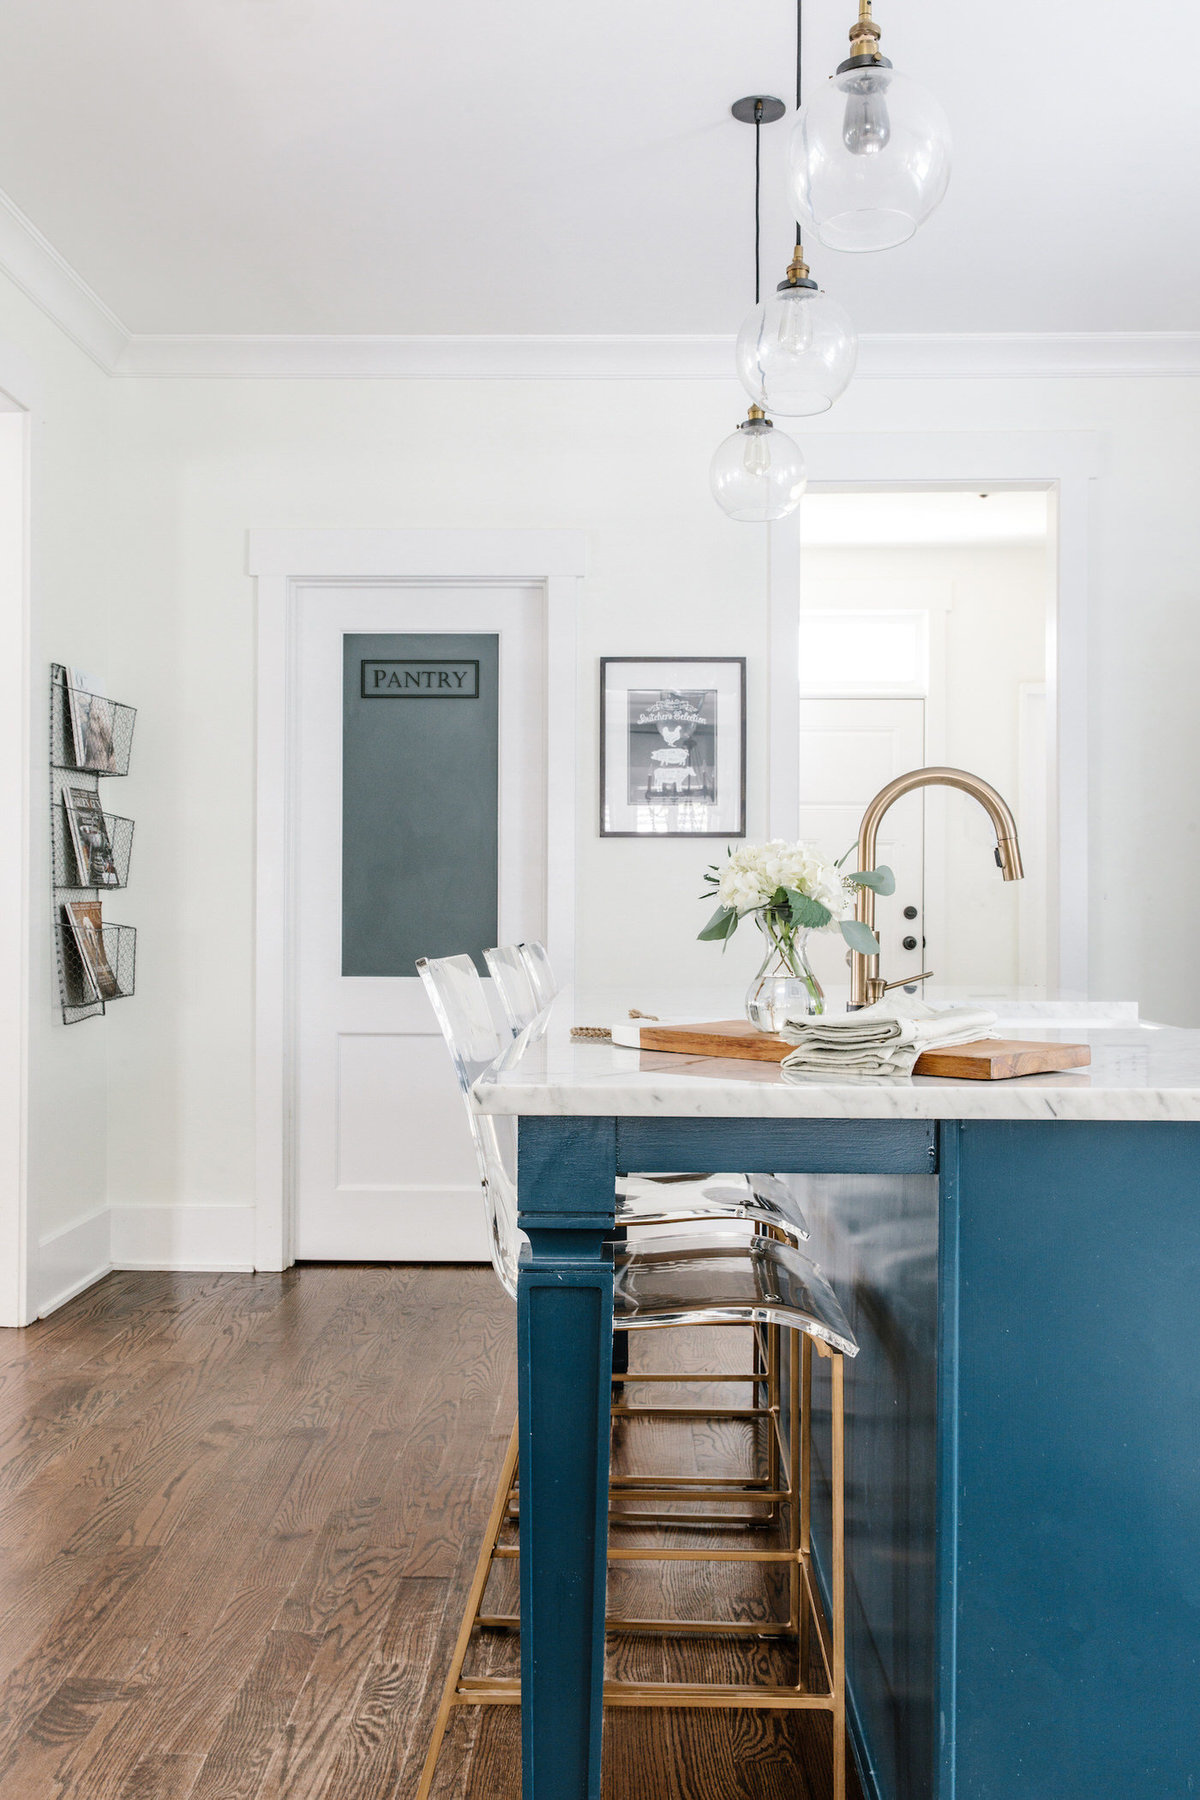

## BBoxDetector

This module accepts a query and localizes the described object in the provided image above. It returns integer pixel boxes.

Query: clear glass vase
[745,910,825,1031]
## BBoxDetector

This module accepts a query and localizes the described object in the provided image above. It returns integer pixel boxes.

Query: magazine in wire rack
[62,899,121,1000]
[64,666,119,773]
[63,788,120,888]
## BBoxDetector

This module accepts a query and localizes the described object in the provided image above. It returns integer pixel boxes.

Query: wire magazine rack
[50,664,137,1023]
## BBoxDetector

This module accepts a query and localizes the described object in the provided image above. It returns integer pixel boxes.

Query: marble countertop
[473,995,1200,1122]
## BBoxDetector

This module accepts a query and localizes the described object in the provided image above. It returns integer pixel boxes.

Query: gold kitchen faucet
[849,767,1024,1009]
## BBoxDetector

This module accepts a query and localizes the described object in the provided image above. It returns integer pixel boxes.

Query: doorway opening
[796,486,1056,1007]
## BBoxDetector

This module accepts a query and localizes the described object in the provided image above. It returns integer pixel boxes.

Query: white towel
[779,994,998,1080]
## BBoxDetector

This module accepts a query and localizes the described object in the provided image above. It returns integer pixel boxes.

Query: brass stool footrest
[454,1676,835,1711]
[476,1613,795,1638]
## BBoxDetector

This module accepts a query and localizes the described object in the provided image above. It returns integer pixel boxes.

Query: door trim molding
[249,529,584,1271]
[769,432,1099,999]
[0,349,36,1325]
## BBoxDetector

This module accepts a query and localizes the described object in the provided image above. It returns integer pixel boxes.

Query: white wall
[2,263,1200,1284]
[0,277,117,1316]
[94,372,1200,1257]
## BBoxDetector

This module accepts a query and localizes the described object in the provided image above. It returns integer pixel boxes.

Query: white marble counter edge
[472,1074,1200,1122]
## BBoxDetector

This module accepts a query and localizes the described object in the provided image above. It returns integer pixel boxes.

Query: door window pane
[342,632,499,976]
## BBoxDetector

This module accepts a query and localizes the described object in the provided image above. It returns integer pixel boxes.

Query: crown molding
[0,186,1196,383]
[858,333,1200,380]
[113,329,1200,381]
[0,188,127,372]
[114,333,736,379]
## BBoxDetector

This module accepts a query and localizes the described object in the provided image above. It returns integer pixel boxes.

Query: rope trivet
[570,1009,661,1041]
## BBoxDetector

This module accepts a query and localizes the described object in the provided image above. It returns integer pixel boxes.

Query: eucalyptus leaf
[698,905,739,944]
[849,864,896,897]
[785,889,833,931]
[839,918,881,955]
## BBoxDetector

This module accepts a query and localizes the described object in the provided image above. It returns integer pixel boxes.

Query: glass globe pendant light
[789,0,951,253]
[710,406,807,524]
[736,241,856,416]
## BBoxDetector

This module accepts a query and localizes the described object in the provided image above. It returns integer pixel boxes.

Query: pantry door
[293,584,547,1261]
[797,697,927,1001]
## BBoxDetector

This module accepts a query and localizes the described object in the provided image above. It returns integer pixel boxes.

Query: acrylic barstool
[482,941,544,1034]
[415,952,857,1800]
[483,937,802,1435]
[480,940,810,1434]
[423,954,803,1486]
[517,936,557,1011]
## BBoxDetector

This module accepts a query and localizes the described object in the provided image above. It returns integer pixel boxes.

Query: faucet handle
[864,970,934,1004]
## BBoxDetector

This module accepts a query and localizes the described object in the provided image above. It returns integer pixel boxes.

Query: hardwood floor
[0,1268,861,1799]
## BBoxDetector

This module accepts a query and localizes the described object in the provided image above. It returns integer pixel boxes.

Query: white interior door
[294,582,546,1261]
[797,698,927,1005]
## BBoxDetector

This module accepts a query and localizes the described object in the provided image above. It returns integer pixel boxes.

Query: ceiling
[0,0,1192,339]
[802,490,1049,547]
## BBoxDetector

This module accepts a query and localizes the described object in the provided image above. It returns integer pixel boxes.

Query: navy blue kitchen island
[475,1022,1200,1800]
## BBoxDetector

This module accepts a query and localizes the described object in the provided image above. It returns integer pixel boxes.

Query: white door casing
[250,531,583,1272]
[0,348,36,1328]
[767,431,1100,998]
[0,407,29,1325]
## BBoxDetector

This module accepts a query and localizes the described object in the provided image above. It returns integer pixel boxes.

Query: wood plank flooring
[0,1268,861,1799]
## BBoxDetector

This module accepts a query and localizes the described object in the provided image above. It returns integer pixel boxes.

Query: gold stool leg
[798,1332,813,1680]
[767,1322,782,1525]
[830,1348,847,1800]
[415,1419,520,1800]
[788,1328,802,1640]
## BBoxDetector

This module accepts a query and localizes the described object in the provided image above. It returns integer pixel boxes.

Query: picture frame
[599,657,746,838]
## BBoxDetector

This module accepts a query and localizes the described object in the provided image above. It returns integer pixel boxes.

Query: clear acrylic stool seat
[482,940,811,1246]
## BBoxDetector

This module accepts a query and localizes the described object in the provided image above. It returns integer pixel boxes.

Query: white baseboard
[110,1203,256,1271]
[34,1206,112,1319]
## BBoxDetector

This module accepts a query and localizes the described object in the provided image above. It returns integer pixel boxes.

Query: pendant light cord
[795,0,804,246]
[753,99,762,304]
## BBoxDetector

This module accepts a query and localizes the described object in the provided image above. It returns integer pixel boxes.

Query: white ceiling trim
[0,185,1198,383]
[112,331,1200,381]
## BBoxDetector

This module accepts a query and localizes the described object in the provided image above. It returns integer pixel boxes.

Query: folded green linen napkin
[779,995,998,1079]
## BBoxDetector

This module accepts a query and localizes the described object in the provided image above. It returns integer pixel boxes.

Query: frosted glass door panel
[342,632,499,976]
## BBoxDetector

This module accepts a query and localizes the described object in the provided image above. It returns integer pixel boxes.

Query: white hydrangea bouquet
[699,839,894,1024]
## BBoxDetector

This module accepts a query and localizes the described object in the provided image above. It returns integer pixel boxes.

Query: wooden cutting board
[638,1020,794,1061]
[635,1019,1091,1080]
[910,1038,1090,1078]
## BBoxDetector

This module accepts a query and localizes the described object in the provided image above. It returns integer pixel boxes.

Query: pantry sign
[360,659,480,698]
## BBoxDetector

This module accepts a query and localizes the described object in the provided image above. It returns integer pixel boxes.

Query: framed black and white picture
[599,657,746,837]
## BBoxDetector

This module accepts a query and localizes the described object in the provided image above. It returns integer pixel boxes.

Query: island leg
[517,1116,617,1800]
